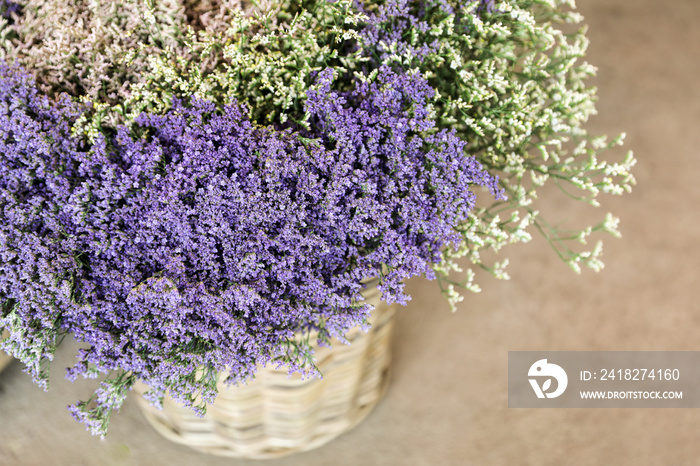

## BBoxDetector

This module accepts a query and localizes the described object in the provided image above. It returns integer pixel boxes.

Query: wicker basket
[0,330,12,373]
[134,282,396,459]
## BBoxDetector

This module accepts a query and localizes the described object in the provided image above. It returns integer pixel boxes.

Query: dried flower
[0,0,633,436]
[0,61,498,435]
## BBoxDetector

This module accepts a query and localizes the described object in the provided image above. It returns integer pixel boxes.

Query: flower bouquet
[0,0,634,457]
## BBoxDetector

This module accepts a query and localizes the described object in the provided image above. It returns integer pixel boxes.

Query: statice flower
[302,66,501,300]
[0,63,87,386]
[0,62,499,435]
[0,0,19,19]
[0,0,190,106]
[357,0,635,296]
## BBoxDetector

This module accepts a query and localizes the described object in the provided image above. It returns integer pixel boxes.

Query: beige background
[1,0,699,464]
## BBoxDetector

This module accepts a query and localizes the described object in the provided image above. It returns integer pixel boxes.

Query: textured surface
[133,283,395,459]
[1,0,699,464]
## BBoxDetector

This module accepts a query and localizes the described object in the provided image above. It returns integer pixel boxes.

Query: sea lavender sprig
[0,0,19,19]
[358,0,635,302]
[0,0,193,106]
[0,0,369,135]
[0,62,499,435]
[0,63,86,388]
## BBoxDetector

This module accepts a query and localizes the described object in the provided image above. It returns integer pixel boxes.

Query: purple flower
[0,61,500,435]
[0,0,20,19]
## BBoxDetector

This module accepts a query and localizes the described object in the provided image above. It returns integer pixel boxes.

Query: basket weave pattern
[135,284,396,459]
